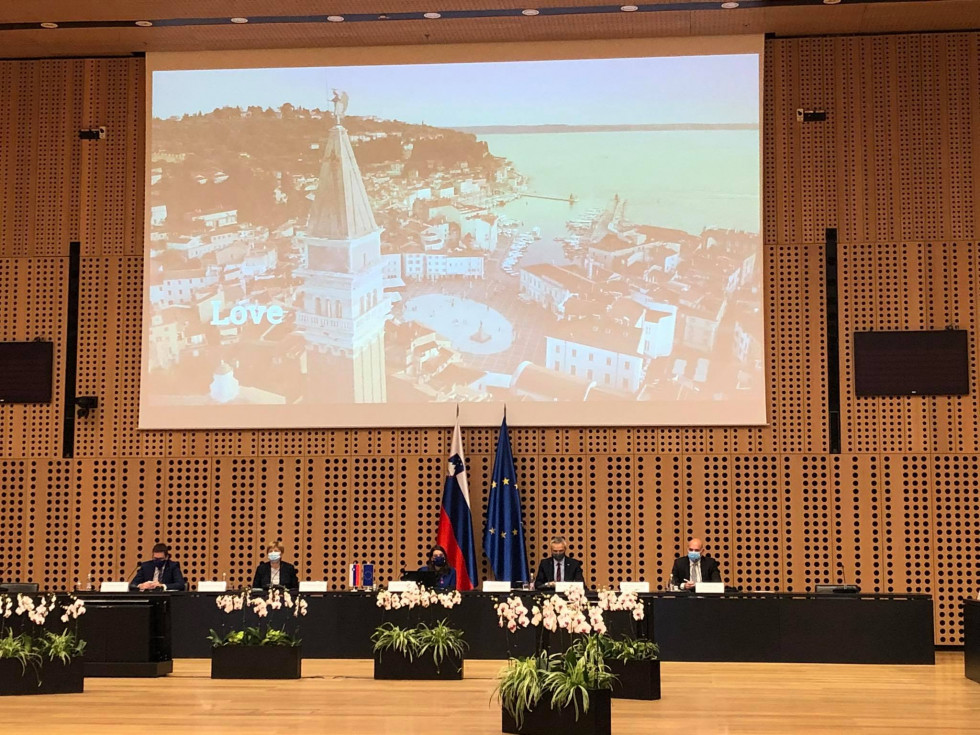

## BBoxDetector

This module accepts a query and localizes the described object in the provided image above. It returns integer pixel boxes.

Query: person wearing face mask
[669,538,722,591]
[252,541,299,590]
[534,536,585,590]
[419,544,457,591]
[130,542,186,591]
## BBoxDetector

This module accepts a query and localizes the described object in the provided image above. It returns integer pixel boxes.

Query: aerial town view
[142,56,763,411]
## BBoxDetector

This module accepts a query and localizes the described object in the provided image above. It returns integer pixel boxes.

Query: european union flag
[483,417,529,582]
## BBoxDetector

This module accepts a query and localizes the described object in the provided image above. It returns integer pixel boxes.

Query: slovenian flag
[437,416,478,591]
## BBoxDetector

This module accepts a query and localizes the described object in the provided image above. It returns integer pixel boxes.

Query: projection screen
[141,38,765,429]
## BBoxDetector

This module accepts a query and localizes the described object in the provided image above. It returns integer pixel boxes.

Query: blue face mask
[432,556,446,568]
[269,552,282,562]
[688,551,701,562]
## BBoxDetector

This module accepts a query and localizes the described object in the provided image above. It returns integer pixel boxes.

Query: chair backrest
[0,582,40,594]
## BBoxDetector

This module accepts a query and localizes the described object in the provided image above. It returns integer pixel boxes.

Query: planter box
[608,658,661,700]
[210,645,302,679]
[373,649,463,680]
[0,657,85,696]
[502,689,611,735]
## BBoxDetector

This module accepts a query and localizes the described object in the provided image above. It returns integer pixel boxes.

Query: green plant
[261,628,300,647]
[543,645,615,721]
[493,652,550,729]
[604,635,659,663]
[208,626,300,647]
[37,630,86,664]
[0,630,42,672]
[371,623,420,661]
[414,620,467,668]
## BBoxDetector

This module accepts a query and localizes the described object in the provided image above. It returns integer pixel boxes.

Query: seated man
[533,536,585,590]
[130,542,186,591]
[669,537,722,591]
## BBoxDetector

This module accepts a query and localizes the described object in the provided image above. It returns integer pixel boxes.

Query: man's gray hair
[551,536,567,546]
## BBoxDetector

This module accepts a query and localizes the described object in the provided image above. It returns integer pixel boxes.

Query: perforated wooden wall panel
[1,34,980,646]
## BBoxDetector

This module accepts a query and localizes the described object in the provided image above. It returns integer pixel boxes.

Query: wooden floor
[1,653,979,733]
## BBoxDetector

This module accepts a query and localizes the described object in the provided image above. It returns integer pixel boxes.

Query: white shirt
[689,559,702,585]
[271,566,280,586]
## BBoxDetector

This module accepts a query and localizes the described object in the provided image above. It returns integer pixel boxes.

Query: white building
[546,320,645,394]
[193,209,238,231]
[150,204,167,227]
[149,267,219,307]
[520,264,596,316]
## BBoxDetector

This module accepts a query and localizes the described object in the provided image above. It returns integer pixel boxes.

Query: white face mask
[269,552,281,562]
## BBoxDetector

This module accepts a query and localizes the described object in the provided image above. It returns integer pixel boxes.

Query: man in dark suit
[534,536,585,590]
[252,541,299,590]
[130,543,186,591]
[669,537,722,590]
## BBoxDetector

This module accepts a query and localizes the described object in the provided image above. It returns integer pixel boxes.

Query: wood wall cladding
[0,33,979,645]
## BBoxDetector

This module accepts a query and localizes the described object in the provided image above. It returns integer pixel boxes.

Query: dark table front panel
[171,591,932,664]
[75,594,173,664]
[777,595,934,664]
[652,594,781,662]
[965,600,980,683]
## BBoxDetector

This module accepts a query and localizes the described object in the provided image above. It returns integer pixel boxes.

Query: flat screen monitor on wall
[140,36,765,429]
[853,330,971,396]
[0,341,54,404]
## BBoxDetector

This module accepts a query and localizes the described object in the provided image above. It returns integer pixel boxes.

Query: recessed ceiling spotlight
[621,5,639,10]
[721,1,739,7]
[423,12,441,19]
[135,20,153,27]
[522,9,540,16]
[823,0,841,4]
[40,22,58,29]
[229,17,249,24]
[327,15,345,22]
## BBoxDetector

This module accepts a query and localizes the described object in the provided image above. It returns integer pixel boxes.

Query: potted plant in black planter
[496,639,615,735]
[603,636,660,700]
[494,590,619,735]
[372,586,466,679]
[592,590,660,701]
[0,594,87,696]
[208,588,308,679]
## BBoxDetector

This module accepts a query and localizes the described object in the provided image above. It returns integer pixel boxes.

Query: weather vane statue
[331,88,349,124]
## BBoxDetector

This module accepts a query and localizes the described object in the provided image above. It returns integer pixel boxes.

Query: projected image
[143,52,762,426]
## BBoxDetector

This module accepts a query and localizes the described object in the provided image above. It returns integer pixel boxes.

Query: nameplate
[482,581,511,592]
[695,582,725,594]
[299,581,328,592]
[619,581,650,593]
[387,581,417,592]
[198,581,227,592]
[100,582,129,592]
[554,581,585,594]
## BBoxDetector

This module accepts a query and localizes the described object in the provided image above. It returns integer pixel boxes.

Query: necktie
[691,561,701,585]
[556,561,563,582]
[153,567,161,583]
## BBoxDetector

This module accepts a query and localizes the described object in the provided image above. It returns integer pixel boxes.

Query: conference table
[966,599,980,683]
[75,592,174,676]
[165,590,934,664]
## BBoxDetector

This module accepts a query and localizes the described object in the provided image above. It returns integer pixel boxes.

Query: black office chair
[0,582,40,594]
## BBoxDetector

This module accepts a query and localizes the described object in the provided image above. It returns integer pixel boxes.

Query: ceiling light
[621,5,639,10]
[823,0,841,4]
[327,15,345,22]
[135,21,153,27]
[423,12,441,19]
[721,1,739,7]
[522,9,540,16]
[229,17,249,24]
[40,22,58,29]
